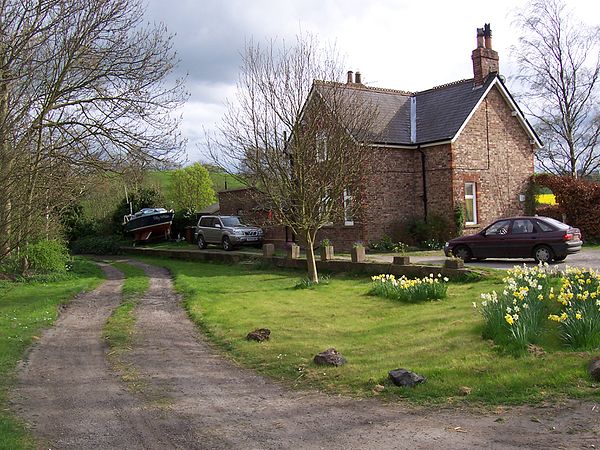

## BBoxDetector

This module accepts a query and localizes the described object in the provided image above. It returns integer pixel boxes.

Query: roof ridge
[416,78,473,94]
[314,79,413,96]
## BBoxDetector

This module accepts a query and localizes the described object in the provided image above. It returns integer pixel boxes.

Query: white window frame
[343,188,354,226]
[465,182,477,225]
[316,131,327,162]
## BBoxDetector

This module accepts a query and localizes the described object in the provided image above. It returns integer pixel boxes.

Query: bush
[369,235,408,253]
[534,174,600,240]
[548,267,600,350]
[60,203,102,242]
[403,215,450,249]
[476,264,555,353]
[370,273,448,302]
[70,235,125,255]
[1,239,70,277]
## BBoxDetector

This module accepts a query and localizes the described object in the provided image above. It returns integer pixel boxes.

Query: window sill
[465,223,479,228]
[344,221,354,227]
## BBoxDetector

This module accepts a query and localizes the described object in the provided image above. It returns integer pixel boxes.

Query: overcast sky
[143,0,600,163]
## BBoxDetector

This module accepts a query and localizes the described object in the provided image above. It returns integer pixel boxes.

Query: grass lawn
[0,259,105,450]
[144,257,596,406]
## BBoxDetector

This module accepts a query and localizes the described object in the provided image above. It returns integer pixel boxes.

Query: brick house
[219,25,542,251]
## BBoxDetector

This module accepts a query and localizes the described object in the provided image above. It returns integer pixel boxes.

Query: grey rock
[388,368,426,387]
[589,357,600,381]
[246,328,271,342]
[313,348,347,366]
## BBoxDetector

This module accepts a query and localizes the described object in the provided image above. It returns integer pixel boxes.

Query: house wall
[360,147,423,244]
[422,143,454,228]
[451,86,534,233]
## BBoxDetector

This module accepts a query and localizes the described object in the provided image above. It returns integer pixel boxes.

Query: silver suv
[195,215,264,251]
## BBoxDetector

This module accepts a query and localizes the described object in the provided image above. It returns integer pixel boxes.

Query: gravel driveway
[10,260,600,449]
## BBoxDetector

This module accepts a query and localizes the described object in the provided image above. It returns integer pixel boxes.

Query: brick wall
[451,86,534,233]
[360,147,422,244]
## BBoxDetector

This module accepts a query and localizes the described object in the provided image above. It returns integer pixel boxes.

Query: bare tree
[210,35,374,282]
[0,0,187,259]
[512,0,600,178]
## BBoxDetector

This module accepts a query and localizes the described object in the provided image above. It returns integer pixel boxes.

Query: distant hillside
[146,169,246,197]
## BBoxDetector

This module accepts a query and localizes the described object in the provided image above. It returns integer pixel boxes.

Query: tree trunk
[304,230,319,283]
[0,72,13,258]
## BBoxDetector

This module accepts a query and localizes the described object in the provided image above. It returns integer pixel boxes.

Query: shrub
[370,273,448,302]
[1,239,71,277]
[70,235,125,255]
[369,235,407,253]
[453,203,465,237]
[403,215,451,249]
[476,264,555,352]
[534,174,600,241]
[548,267,600,350]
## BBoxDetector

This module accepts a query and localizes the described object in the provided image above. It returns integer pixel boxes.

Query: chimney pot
[484,23,493,49]
[476,28,485,48]
[347,70,354,84]
[355,71,362,84]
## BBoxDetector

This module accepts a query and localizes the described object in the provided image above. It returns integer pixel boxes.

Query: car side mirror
[214,223,221,228]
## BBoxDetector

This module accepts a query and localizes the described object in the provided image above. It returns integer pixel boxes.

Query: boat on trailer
[123,208,174,242]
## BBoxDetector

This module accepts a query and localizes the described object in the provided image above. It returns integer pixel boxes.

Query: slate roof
[314,74,499,146]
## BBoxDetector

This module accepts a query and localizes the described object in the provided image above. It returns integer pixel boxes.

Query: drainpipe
[417,146,428,222]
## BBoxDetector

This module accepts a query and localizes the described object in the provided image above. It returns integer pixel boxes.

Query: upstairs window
[316,131,327,162]
[343,188,354,226]
[465,182,477,225]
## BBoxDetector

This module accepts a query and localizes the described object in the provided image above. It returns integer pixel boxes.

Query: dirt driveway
[11,260,600,449]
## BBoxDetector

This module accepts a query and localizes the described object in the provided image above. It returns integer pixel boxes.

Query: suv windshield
[221,217,243,227]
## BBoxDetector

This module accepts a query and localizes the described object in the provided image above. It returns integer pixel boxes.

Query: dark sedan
[444,216,582,263]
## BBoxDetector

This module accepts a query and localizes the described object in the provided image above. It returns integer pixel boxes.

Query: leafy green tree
[169,164,216,215]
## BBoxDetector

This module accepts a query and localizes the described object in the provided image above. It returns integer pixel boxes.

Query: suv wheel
[197,234,207,249]
[222,236,232,251]
[533,245,553,263]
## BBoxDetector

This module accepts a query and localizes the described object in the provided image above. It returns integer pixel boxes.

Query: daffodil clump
[548,267,600,349]
[476,264,555,351]
[370,273,449,302]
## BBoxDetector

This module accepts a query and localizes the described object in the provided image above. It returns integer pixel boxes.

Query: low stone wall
[121,247,477,279]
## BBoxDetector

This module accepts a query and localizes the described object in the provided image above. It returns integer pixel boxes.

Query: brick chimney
[347,70,353,84]
[471,23,499,86]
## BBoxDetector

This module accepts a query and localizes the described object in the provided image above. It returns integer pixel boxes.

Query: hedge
[534,174,600,241]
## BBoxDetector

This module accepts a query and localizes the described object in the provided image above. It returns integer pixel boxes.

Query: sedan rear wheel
[453,245,472,262]
[533,245,553,263]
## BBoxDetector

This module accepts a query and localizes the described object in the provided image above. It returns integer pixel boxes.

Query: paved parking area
[410,248,600,271]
